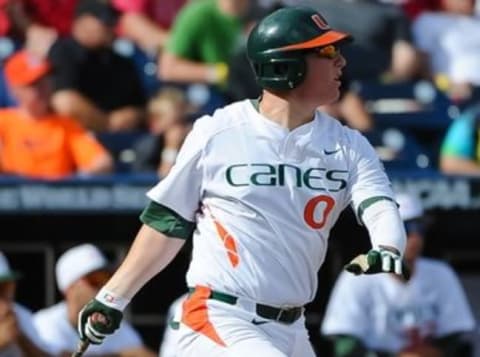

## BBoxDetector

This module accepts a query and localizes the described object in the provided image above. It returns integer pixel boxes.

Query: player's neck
[258,92,316,131]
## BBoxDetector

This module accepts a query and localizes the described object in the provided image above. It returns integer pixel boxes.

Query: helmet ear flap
[254,56,307,91]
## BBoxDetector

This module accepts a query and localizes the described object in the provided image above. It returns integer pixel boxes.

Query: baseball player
[322,193,476,357]
[76,6,408,357]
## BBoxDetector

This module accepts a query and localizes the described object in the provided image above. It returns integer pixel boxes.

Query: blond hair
[148,87,186,117]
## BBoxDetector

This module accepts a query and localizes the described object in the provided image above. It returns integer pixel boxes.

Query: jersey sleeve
[146,117,207,221]
[345,130,395,221]
[434,263,476,336]
[321,272,370,339]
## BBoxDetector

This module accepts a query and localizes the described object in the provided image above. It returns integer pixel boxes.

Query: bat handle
[72,339,90,357]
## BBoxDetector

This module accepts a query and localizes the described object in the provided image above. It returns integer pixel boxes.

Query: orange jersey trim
[206,206,239,268]
[181,286,226,347]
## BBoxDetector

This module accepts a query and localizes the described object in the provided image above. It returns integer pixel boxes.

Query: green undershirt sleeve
[140,201,195,240]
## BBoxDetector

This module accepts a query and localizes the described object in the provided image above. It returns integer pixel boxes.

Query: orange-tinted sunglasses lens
[316,45,340,59]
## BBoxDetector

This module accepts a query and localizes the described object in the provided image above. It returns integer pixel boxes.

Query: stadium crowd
[0,0,479,356]
[0,0,480,179]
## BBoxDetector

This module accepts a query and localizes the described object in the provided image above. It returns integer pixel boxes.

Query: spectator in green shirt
[158,0,250,88]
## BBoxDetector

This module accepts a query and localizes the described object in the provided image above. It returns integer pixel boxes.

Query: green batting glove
[78,299,123,344]
[345,247,410,280]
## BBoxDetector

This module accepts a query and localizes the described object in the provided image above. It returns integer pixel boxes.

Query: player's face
[294,45,346,107]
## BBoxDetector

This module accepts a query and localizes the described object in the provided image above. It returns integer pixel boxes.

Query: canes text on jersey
[225,163,348,192]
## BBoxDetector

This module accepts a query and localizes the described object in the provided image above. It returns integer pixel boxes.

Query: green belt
[188,287,302,324]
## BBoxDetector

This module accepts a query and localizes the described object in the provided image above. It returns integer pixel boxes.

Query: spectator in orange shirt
[0,50,113,179]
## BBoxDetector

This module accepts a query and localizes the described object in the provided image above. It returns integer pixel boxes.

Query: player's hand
[78,299,123,344]
[345,247,410,280]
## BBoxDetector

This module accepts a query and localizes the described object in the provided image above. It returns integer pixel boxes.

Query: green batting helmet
[247,6,352,91]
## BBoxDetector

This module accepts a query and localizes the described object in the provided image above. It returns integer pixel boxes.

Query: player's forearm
[102,224,185,300]
[362,199,406,255]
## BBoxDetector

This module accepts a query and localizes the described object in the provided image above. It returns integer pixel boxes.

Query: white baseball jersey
[0,303,55,357]
[159,293,188,357]
[33,302,143,355]
[147,99,393,307]
[322,258,476,353]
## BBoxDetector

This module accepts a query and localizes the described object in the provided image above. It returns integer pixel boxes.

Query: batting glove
[78,288,128,344]
[345,247,410,280]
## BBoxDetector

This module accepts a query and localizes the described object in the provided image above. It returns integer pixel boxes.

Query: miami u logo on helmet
[311,14,330,30]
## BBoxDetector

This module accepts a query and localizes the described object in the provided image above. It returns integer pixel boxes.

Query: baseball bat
[71,339,89,357]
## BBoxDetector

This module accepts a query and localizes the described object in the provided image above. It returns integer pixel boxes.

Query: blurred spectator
[310,0,424,82]
[412,0,480,101]
[158,293,187,357]
[132,87,191,177]
[33,244,157,357]
[112,0,188,55]
[1,0,79,58]
[0,50,113,179]
[159,0,250,89]
[401,0,441,20]
[440,104,480,176]
[0,251,54,357]
[224,1,273,102]
[49,0,146,133]
[322,193,476,357]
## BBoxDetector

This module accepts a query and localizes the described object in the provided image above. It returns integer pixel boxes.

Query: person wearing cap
[321,193,476,357]
[33,244,156,357]
[0,251,54,357]
[76,6,409,356]
[0,49,113,179]
[48,0,146,132]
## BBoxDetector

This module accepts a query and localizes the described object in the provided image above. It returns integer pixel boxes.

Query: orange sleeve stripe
[181,286,226,347]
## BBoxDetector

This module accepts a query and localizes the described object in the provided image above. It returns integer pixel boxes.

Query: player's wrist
[95,287,130,311]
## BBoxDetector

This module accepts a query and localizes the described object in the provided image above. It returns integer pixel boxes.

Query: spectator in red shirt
[1,0,79,57]
[402,0,441,20]
[112,0,188,55]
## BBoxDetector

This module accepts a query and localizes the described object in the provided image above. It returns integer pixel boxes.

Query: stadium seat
[96,131,148,173]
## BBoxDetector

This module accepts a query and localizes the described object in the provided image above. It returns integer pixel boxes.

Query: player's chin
[325,86,341,104]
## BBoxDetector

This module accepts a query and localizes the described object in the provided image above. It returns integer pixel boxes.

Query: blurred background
[0,0,480,355]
